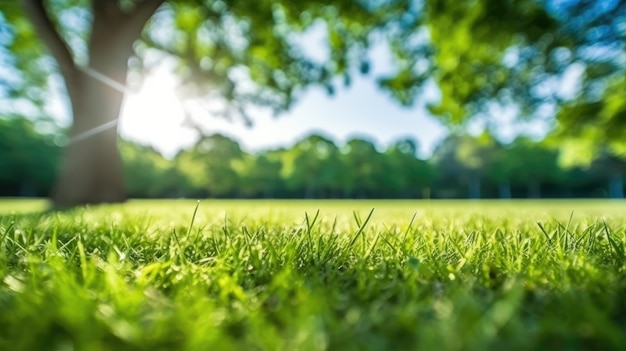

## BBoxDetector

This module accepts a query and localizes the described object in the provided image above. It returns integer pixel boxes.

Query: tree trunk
[23,0,165,207]
[468,176,481,199]
[305,183,315,199]
[527,181,541,199]
[497,181,511,199]
[52,71,127,207]
[52,25,134,207]
[608,175,624,199]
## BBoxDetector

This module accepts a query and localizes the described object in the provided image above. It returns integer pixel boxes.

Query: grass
[1,199,626,350]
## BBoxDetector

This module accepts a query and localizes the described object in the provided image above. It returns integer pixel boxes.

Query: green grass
[2,199,626,350]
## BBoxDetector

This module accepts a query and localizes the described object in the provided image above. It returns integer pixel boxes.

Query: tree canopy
[3,0,591,123]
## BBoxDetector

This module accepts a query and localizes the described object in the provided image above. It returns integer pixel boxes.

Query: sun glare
[119,69,197,157]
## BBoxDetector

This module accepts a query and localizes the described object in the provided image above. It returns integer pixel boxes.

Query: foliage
[384,138,436,198]
[114,131,626,199]
[176,134,244,197]
[2,115,625,199]
[1,0,426,121]
[425,0,563,124]
[281,134,343,198]
[555,77,626,166]
[2,200,626,350]
[431,133,496,198]
[0,115,62,196]
[550,1,626,156]
[119,139,183,198]
[233,153,282,198]
[4,0,619,132]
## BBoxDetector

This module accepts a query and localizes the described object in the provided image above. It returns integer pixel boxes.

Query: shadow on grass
[0,197,111,223]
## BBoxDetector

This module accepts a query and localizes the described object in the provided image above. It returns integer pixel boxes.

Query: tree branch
[93,0,124,21]
[125,0,166,39]
[21,0,76,80]
[141,32,183,57]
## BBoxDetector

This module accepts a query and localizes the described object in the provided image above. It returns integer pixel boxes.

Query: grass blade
[187,200,201,237]
[401,212,418,243]
[304,209,320,247]
[602,220,624,260]
[536,222,553,247]
[348,208,375,249]
[353,210,362,228]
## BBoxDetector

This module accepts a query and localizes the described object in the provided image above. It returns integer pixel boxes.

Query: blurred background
[1,0,625,200]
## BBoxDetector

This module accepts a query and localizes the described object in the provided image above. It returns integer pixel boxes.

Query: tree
[119,139,182,198]
[233,153,282,198]
[486,143,517,199]
[426,1,626,171]
[510,138,563,198]
[430,135,466,198]
[424,0,565,124]
[3,0,587,206]
[281,134,342,198]
[176,133,243,197]
[384,138,435,198]
[487,137,563,199]
[340,138,385,198]
[431,133,496,199]
[5,0,164,206]
[0,115,62,196]
[586,151,626,199]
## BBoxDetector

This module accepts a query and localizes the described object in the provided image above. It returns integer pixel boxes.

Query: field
[1,199,626,350]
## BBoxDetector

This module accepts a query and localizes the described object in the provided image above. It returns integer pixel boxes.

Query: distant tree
[384,138,435,198]
[486,143,517,199]
[0,115,61,196]
[340,138,385,198]
[176,134,243,197]
[431,134,496,199]
[587,151,626,199]
[487,137,565,198]
[281,134,342,198]
[430,135,465,198]
[119,139,182,198]
[506,137,562,198]
[234,153,282,198]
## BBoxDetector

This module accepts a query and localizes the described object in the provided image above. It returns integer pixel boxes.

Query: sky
[116,64,449,159]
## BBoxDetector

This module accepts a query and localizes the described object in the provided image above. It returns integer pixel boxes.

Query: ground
[1,199,626,350]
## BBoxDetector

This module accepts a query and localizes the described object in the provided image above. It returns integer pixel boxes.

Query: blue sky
[115,65,450,159]
[120,21,451,159]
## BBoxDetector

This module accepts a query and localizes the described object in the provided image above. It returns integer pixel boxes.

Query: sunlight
[118,68,197,157]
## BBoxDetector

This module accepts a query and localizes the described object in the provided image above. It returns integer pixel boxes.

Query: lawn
[1,199,626,350]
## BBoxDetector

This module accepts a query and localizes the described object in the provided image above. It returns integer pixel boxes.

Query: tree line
[3,115,625,200]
